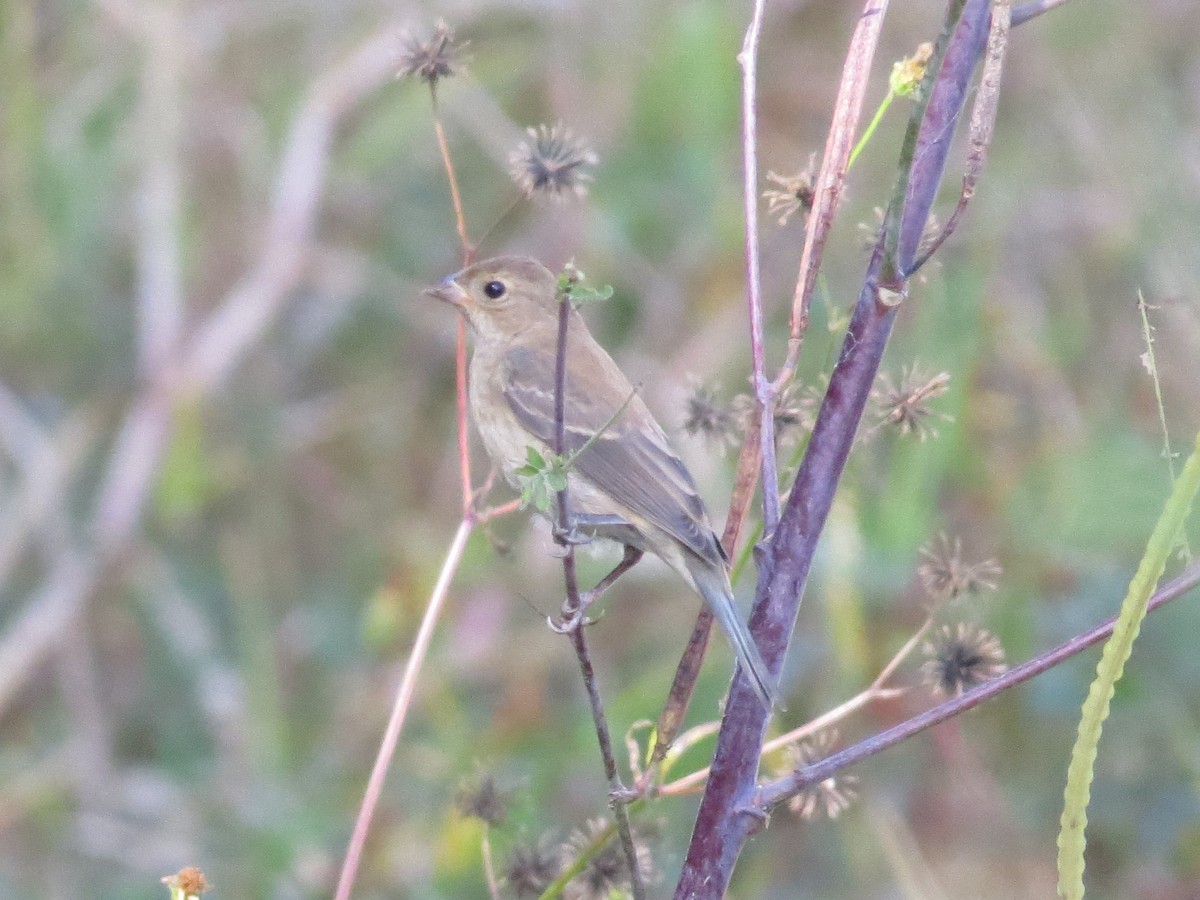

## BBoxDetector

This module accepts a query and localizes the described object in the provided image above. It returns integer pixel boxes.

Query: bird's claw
[547,609,591,633]
[609,785,640,806]
[551,521,593,547]
[548,588,600,633]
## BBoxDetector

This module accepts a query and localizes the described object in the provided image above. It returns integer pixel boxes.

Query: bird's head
[424,255,559,342]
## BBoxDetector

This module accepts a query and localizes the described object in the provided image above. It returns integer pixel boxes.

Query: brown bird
[425,256,777,709]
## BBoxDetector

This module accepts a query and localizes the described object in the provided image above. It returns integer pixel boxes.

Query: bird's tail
[685,557,779,710]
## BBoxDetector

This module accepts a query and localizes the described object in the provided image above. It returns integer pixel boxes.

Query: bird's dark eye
[483,280,506,300]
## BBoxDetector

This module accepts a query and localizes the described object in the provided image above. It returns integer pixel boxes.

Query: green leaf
[566,283,614,305]
[1057,429,1200,899]
[555,263,613,306]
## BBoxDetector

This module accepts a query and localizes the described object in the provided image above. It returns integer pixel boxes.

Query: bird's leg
[580,545,644,606]
[470,464,501,510]
[550,512,631,547]
[550,545,644,633]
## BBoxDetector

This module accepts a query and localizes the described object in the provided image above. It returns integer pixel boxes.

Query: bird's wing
[502,343,722,563]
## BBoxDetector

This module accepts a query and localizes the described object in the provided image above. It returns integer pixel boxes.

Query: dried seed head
[870,364,952,441]
[506,838,562,898]
[162,867,209,899]
[682,380,739,450]
[398,20,462,93]
[510,123,598,201]
[784,729,860,821]
[562,818,654,899]
[764,154,818,226]
[732,381,819,449]
[922,622,1007,697]
[917,533,1002,604]
[454,769,508,826]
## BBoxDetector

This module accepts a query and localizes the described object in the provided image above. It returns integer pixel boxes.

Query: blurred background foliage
[1,0,1198,897]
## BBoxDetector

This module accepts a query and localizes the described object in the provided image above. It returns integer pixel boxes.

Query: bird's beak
[423,274,470,309]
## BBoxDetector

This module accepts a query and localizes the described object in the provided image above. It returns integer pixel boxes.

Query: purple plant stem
[675,239,897,898]
[757,562,1200,808]
[674,2,992,895]
[895,1,990,279]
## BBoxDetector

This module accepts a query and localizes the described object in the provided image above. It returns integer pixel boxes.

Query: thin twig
[907,0,1010,276]
[662,563,1200,808]
[429,98,477,510]
[661,685,907,798]
[476,497,523,524]
[659,618,929,797]
[336,59,510,899]
[432,106,472,260]
[550,297,644,898]
[737,0,780,535]
[643,0,799,763]
[334,519,474,900]
[756,562,1200,809]
[774,0,891,389]
[646,415,763,782]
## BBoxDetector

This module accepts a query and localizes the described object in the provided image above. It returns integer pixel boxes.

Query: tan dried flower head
[890,42,935,97]
[764,154,818,226]
[162,867,209,899]
[731,381,819,448]
[398,20,462,93]
[922,622,1007,697]
[682,380,739,450]
[506,837,562,898]
[918,533,1002,603]
[784,728,860,821]
[562,817,654,899]
[510,124,598,201]
[870,364,952,440]
[454,769,508,826]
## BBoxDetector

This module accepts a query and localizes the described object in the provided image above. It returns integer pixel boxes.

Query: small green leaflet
[515,446,567,514]
[556,265,614,306]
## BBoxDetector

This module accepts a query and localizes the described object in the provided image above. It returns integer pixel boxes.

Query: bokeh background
[2,0,1199,897]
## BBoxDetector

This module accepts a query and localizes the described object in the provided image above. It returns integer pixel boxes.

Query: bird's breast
[468,350,546,484]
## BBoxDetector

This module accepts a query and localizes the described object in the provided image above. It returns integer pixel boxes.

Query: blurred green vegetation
[1,0,1198,897]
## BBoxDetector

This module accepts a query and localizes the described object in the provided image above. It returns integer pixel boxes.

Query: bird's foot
[551,520,593,547]
[548,587,601,633]
[547,608,591,633]
[609,784,641,806]
[551,513,633,549]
